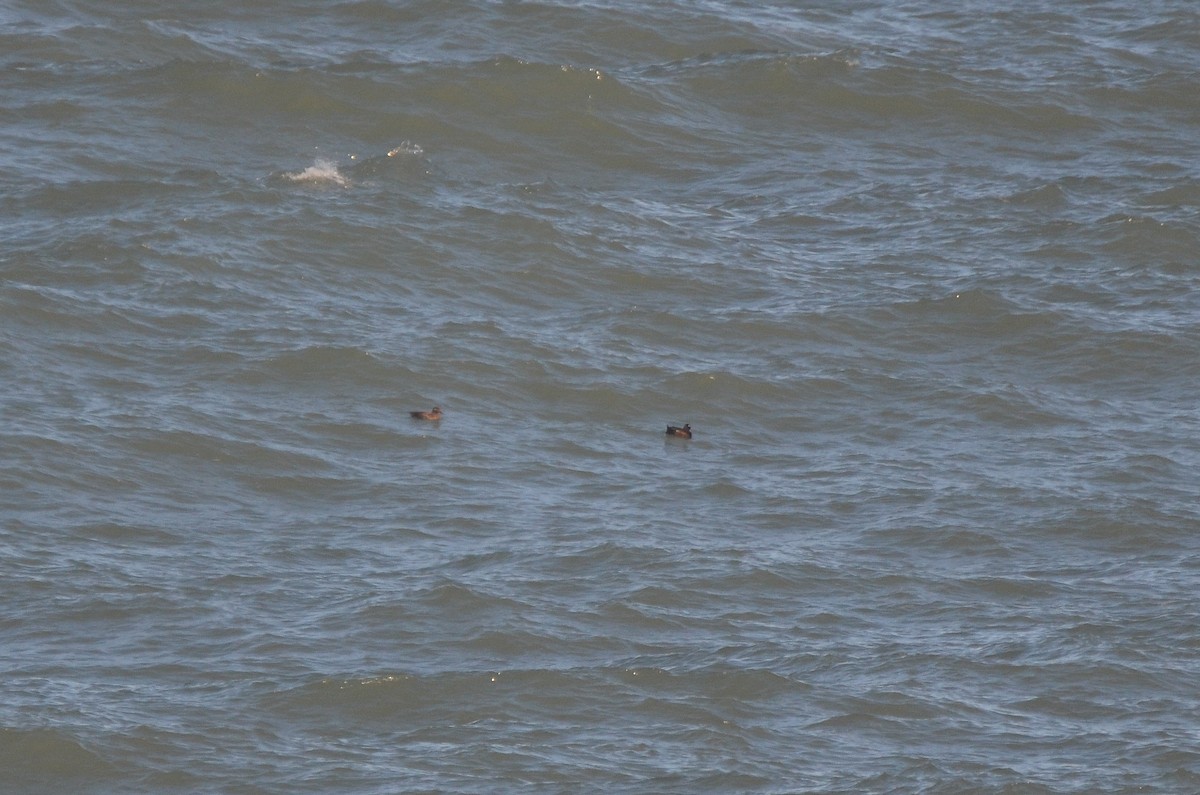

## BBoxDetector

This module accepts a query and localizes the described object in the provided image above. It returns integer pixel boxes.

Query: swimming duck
[665,423,692,438]
[410,407,443,421]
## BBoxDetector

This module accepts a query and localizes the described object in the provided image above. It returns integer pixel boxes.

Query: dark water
[3,1,1199,793]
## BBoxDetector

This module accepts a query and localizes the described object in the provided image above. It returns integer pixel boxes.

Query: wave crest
[275,158,349,187]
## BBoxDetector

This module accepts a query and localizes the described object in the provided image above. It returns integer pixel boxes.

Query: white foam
[280,158,349,187]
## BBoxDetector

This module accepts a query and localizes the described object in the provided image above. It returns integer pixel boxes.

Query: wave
[273,158,348,187]
[0,728,118,784]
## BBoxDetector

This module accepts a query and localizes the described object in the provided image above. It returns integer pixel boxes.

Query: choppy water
[3,1,1200,793]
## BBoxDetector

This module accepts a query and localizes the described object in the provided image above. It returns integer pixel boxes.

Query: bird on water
[410,407,443,421]
[665,423,692,438]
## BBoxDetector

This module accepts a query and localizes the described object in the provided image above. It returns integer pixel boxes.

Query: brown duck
[410,406,443,421]
[665,423,692,439]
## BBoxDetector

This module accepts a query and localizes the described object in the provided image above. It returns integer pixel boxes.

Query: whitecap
[277,158,349,187]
